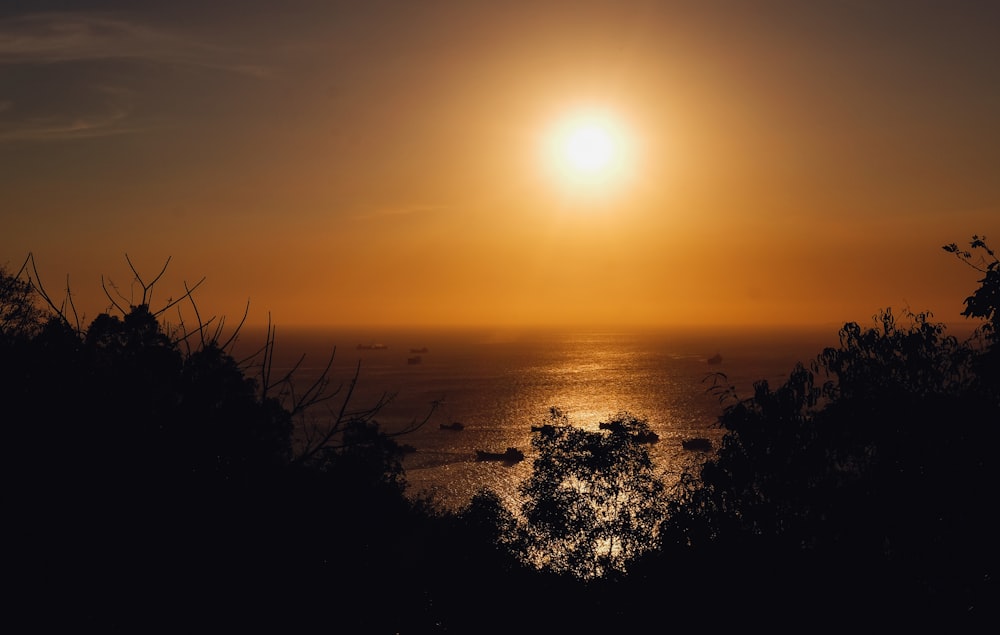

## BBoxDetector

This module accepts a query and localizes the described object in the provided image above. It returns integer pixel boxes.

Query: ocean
[234,324,842,510]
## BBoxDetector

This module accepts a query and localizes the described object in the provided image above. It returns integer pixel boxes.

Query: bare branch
[101,275,128,315]
[293,359,366,464]
[218,299,251,352]
[23,253,80,332]
[64,275,81,331]
[210,314,227,346]
[171,314,218,349]
[124,253,146,295]
[184,280,207,349]
[134,254,172,307]
[123,253,171,308]
[23,254,57,313]
[382,398,439,438]
[154,276,206,317]
[175,304,192,357]
[278,348,340,419]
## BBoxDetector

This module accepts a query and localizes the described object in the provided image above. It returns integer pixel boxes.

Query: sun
[541,108,634,201]
[563,122,616,175]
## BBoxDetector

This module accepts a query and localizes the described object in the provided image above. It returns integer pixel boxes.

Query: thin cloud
[0,85,134,142]
[0,12,269,75]
[0,13,147,63]
[0,12,273,142]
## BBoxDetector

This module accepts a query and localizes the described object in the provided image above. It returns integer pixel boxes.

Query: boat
[475,447,525,463]
[440,422,465,431]
[357,343,389,350]
[707,353,723,365]
[407,355,422,364]
[634,430,659,444]
[682,437,713,452]
[409,347,429,354]
[597,421,658,443]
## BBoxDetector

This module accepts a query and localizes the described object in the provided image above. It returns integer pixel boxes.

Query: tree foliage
[3,254,432,484]
[661,235,1000,624]
[517,408,666,579]
[3,254,447,630]
[944,234,1000,341]
[0,260,44,342]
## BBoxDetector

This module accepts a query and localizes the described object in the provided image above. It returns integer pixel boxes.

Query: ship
[475,447,525,463]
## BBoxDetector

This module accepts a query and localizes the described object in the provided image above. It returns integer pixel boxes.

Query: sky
[2,0,998,331]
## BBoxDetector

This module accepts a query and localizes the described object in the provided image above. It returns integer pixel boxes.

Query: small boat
[634,430,659,444]
[410,347,429,354]
[440,422,465,431]
[357,343,389,350]
[475,447,525,463]
[407,356,422,364]
[707,353,723,365]
[682,437,713,452]
[530,424,556,434]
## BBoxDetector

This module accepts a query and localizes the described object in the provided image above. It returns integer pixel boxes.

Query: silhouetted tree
[944,234,1000,343]
[0,261,43,342]
[4,254,451,630]
[660,235,1000,626]
[945,234,1000,394]
[517,408,666,579]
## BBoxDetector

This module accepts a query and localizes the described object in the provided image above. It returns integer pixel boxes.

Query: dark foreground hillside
[4,237,998,632]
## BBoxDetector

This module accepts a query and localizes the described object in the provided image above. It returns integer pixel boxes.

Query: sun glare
[542,109,634,201]
[564,123,615,174]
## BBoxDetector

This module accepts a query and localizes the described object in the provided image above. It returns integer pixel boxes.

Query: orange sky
[2,1,997,331]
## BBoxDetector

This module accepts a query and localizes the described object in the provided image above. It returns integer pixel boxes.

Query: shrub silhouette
[3,256,442,630]
[5,254,426,485]
[9,301,294,487]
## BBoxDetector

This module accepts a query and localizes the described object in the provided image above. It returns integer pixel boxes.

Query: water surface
[236,325,840,509]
